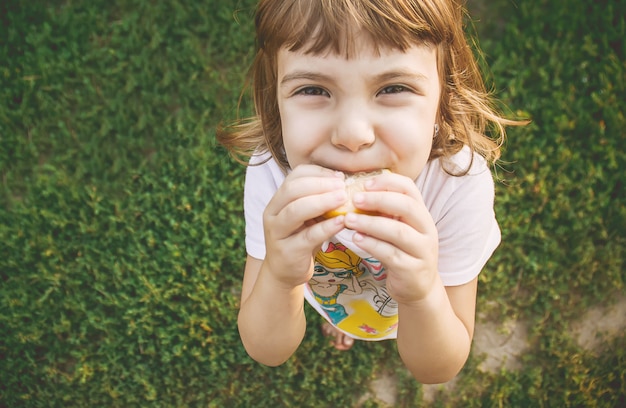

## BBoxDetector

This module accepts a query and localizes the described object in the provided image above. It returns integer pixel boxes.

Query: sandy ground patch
[571,294,626,351]
[366,292,626,406]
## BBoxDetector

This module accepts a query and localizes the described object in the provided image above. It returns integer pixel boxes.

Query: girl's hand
[342,172,439,304]
[262,165,348,288]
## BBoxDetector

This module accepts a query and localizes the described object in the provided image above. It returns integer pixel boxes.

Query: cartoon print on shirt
[310,242,364,324]
[309,242,399,337]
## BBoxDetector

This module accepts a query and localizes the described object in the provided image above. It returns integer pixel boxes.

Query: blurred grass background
[1,0,624,406]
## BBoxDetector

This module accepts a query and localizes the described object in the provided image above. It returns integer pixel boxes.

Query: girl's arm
[342,170,484,383]
[237,256,307,366]
[396,277,477,384]
[238,164,348,366]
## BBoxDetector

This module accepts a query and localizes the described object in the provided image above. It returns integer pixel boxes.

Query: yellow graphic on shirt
[309,242,398,338]
[336,300,398,339]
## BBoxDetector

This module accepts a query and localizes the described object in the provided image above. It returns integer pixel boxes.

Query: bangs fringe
[256,0,451,57]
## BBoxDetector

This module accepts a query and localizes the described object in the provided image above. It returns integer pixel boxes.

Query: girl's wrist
[261,259,309,293]
[396,276,447,312]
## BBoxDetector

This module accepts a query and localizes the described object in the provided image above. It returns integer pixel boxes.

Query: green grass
[1,0,624,406]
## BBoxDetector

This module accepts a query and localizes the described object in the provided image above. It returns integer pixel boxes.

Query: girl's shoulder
[439,145,490,176]
[419,146,492,185]
[417,146,496,214]
[246,151,286,187]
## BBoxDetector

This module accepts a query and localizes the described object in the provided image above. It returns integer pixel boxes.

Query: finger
[270,189,347,234]
[344,213,437,263]
[265,171,345,217]
[264,215,346,276]
[266,216,344,256]
[350,229,426,276]
[362,172,420,197]
[356,173,432,226]
[298,214,346,250]
[351,190,436,235]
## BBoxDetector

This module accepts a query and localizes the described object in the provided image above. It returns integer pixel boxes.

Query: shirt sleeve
[436,167,501,286]
[418,149,501,286]
[243,155,283,260]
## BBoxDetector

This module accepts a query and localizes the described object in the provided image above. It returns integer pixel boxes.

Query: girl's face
[276,34,441,180]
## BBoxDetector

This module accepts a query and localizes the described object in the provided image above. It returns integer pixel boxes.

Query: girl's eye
[296,86,329,97]
[379,85,408,95]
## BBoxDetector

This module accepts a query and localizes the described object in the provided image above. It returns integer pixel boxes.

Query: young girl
[218,0,524,384]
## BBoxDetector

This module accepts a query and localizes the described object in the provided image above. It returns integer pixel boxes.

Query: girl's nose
[331,107,375,152]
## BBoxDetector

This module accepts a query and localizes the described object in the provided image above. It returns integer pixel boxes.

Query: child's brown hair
[217,0,525,174]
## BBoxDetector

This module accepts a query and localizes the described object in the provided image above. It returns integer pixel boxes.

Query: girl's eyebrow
[280,71,333,86]
[280,69,429,86]
[372,70,430,84]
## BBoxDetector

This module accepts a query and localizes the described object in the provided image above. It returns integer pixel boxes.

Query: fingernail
[352,193,364,204]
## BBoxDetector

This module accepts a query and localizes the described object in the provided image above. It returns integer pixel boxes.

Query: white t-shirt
[244,147,500,341]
